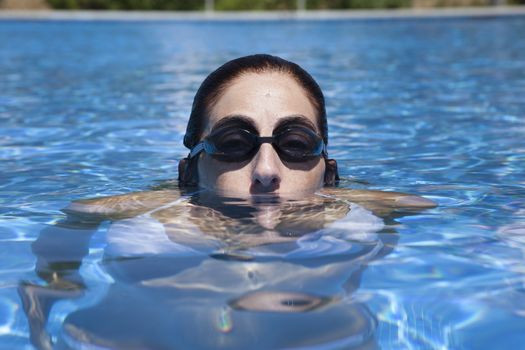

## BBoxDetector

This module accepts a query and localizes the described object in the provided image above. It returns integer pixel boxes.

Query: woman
[71,54,434,215]
[20,54,435,350]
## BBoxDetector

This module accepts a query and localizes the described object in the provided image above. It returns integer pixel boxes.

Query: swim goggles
[189,125,326,163]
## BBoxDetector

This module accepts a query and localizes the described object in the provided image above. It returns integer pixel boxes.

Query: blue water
[1,16,525,349]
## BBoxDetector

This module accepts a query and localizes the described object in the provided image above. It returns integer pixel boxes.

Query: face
[196,71,326,197]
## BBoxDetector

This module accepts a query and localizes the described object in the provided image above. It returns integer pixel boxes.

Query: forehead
[206,72,318,133]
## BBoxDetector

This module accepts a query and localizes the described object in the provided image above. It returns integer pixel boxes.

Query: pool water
[1,16,525,349]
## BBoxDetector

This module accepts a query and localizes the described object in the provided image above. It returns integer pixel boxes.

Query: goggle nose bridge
[256,136,276,144]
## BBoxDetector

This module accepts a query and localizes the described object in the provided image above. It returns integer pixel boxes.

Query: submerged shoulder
[320,187,437,210]
[63,189,182,220]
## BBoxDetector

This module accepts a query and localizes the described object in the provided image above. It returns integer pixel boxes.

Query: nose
[251,143,281,193]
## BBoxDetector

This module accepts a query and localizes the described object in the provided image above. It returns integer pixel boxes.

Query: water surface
[1,16,525,349]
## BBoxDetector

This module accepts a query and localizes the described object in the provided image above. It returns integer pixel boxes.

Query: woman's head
[179,54,338,196]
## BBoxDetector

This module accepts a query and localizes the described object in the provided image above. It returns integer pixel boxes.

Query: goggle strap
[189,142,205,159]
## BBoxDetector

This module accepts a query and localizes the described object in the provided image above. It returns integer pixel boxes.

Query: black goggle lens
[274,128,324,161]
[205,128,258,160]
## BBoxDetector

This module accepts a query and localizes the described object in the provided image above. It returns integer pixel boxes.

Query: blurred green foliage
[215,0,295,10]
[46,0,410,10]
[46,0,203,10]
[307,0,409,8]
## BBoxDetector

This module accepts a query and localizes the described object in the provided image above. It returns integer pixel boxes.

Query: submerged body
[22,186,434,350]
[19,55,436,349]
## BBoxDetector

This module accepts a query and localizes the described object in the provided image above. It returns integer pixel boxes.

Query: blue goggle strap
[189,142,205,159]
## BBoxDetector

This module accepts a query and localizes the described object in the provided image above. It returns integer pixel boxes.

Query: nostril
[251,175,280,193]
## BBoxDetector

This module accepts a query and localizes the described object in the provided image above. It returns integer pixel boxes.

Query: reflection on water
[3,17,525,350]
[20,188,407,350]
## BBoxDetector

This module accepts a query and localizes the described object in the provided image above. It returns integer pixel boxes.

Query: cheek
[198,156,252,189]
[215,168,251,187]
[283,160,326,189]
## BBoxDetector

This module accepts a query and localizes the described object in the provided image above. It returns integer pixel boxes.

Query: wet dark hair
[183,54,327,149]
[179,54,338,187]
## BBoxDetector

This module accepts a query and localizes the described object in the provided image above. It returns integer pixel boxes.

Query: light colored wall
[0,0,50,9]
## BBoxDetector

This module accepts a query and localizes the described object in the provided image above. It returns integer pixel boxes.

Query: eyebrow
[211,114,317,134]
[212,115,258,132]
[275,115,317,131]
